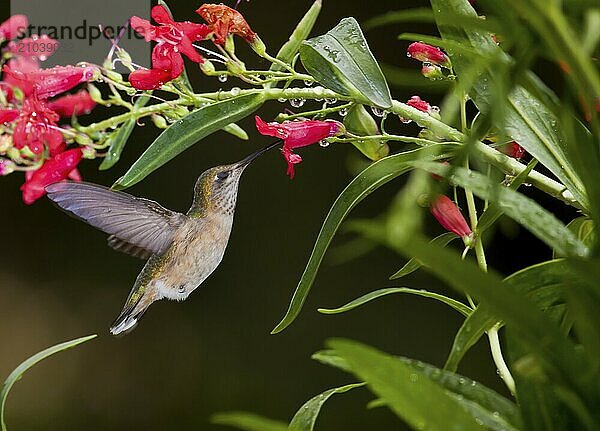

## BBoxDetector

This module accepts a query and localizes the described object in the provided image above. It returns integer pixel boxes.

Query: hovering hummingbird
[46,141,281,335]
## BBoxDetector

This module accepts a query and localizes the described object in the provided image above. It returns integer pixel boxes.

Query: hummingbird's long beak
[235,139,283,169]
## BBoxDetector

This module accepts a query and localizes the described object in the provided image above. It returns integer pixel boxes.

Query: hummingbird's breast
[146,213,234,300]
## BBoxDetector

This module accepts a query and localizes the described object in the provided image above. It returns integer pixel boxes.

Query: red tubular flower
[407,42,451,68]
[129,5,211,90]
[3,64,98,100]
[21,148,83,204]
[47,90,96,117]
[0,15,28,41]
[502,141,526,159]
[407,95,432,113]
[13,98,63,155]
[255,115,344,178]
[196,4,256,45]
[430,195,472,239]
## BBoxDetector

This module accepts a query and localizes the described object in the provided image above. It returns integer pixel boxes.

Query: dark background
[0,1,568,430]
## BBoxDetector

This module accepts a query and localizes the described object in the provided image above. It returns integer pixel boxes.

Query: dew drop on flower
[218,74,228,83]
[325,98,337,105]
[277,97,286,103]
[303,79,313,87]
[290,98,305,108]
[338,107,348,117]
[39,55,48,61]
[230,87,241,96]
[430,105,440,115]
[371,106,385,117]
[319,140,329,147]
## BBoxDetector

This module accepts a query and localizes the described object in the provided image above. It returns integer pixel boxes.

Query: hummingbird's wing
[46,181,186,258]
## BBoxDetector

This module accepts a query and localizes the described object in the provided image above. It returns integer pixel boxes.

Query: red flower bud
[502,141,525,159]
[407,42,451,68]
[255,115,344,178]
[407,95,432,113]
[21,148,83,204]
[430,195,472,238]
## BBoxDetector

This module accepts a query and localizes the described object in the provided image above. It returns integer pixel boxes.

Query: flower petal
[129,67,172,90]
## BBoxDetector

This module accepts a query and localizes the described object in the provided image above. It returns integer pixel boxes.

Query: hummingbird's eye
[216,171,230,181]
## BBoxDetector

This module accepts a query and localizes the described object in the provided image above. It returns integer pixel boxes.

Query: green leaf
[314,349,522,430]
[363,8,434,30]
[327,339,504,430]
[343,104,389,161]
[211,412,287,431]
[414,161,589,257]
[99,95,150,171]
[300,18,392,108]
[318,287,471,317]
[270,0,321,75]
[389,232,457,279]
[288,383,365,431]
[113,93,265,190]
[444,259,570,372]
[1,335,97,431]
[430,0,588,208]
[271,144,457,334]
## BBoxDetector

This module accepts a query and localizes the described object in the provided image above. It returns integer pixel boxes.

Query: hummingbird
[46,141,281,335]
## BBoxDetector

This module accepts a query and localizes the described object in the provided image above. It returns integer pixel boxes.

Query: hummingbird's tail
[110,289,152,336]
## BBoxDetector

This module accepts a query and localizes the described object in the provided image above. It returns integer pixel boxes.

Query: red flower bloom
[255,115,344,178]
[502,141,526,159]
[407,42,451,68]
[196,4,256,45]
[129,5,210,90]
[13,98,64,155]
[430,195,472,239]
[21,148,83,204]
[0,15,27,41]
[3,64,97,100]
[47,90,96,117]
[407,95,432,113]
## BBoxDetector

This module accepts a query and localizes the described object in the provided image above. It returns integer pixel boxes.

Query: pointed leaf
[211,412,287,431]
[1,335,97,431]
[113,93,265,190]
[318,287,471,316]
[288,383,365,431]
[389,232,457,279]
[313,348,522,430]
[300,18,392,108]
[271,144,457,333]
[327,339,506,430]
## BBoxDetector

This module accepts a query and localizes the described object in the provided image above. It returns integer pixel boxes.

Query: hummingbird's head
[189,140,283,217]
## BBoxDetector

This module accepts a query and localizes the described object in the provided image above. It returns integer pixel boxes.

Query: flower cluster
[129,4,259,90]
[0,15,98,204]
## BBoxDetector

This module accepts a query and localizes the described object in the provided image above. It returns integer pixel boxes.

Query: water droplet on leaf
[218,74,228,83]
